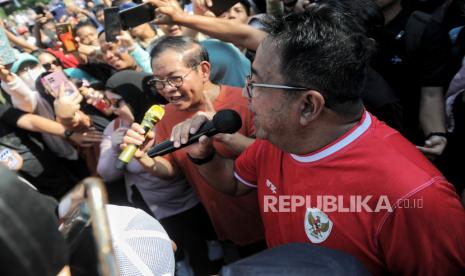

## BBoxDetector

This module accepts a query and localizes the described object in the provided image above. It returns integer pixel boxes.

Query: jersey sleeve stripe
[233,171,257,188]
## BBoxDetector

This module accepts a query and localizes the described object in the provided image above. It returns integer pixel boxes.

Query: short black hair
[93,3,105,14]
[74,20,97,34]
[265,8,375,116]
[149,36,209,68]
[238,0,251,16]
[313,0,384,36]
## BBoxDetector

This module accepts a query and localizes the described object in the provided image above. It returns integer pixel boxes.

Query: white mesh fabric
[106,205,175,276]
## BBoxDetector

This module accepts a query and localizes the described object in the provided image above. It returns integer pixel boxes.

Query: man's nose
[160,83,178,94]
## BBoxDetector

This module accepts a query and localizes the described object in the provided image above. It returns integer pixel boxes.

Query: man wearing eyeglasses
[122,36,265,270]
[160,8,465,276]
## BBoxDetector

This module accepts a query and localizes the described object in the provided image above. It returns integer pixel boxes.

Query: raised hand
[70,129,103,147]
[192,0,215,16]
[0,64,14,83]
[417,135,447,160]
[54,83,83,120]
[170,113,214,159]
[144,0,184,25]
[116,31,136,50]
[121,122,156,158]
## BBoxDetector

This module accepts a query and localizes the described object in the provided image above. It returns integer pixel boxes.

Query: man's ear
[199,61,211,83]
[299,90,325,126]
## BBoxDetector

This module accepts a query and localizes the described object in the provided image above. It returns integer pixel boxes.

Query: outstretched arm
[146,0,267,51]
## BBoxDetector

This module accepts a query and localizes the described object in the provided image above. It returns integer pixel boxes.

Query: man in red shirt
[122,36,264,262]
[166,9,465,275]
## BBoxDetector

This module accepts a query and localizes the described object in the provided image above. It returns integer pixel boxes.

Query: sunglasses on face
[105,90,123,108]
[42,60,61,71]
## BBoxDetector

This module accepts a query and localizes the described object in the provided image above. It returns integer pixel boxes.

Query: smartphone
[210,0,240,16]
[119,3,156,30]
[104,7,122,42]
[0,28,16,66]
[55,23,78,53]
[41,71,77,98]
[51,5,67,22]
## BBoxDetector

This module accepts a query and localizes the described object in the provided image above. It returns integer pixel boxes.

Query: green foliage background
[1,0,51,18]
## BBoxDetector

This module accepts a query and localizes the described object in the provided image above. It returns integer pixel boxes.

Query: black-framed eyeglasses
[42,60,61,71]
[148,65,198,91]
[245,75,309,99]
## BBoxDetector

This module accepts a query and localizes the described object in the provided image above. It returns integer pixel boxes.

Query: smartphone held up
[103,2,156,42]
[55,23,78,53]
[119,3,156,30]
[41,71,77,98]
[104,7,122,42]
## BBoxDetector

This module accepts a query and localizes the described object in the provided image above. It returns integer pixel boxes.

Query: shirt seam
[374,175,446,249]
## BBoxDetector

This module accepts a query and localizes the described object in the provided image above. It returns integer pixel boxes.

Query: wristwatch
[64,129,74,140]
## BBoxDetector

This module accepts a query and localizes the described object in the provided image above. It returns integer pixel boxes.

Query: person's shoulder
[221,85,244,95]
[218,85,248,107]
[362,114,443,189]
[243,139,278,160]
[202,39,243,56]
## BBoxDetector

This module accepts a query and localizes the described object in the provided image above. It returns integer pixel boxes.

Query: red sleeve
[378,179,465,275]
[233,140,261,188]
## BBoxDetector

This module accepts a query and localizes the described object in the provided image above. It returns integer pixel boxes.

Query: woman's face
[38,52,62,73]
[105,90,134,123]
[16,61,46,90]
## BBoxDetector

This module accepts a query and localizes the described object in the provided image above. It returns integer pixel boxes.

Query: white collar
[290,111,372,163]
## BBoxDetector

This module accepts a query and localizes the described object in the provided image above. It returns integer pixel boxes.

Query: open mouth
[169,95,185,104]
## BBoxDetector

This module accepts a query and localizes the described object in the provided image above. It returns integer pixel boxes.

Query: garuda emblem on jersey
[304,208,333,243]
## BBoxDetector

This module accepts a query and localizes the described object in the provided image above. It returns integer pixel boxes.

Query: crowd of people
[0,0,465,275]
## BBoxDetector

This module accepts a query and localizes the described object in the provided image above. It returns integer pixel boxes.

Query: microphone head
[212,109,242,134]
[142,105,165,126]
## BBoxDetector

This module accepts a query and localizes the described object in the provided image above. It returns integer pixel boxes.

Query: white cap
[106,205,175,276]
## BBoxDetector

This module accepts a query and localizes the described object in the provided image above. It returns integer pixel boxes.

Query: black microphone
[147,109,242,158]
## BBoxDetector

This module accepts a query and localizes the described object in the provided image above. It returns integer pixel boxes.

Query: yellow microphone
[116,105,165,170]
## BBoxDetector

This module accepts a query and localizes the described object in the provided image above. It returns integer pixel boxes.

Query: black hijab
[105,70,167,122]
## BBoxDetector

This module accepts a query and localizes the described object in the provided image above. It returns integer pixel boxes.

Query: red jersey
[234,111,465,275]
[156,85,264,245]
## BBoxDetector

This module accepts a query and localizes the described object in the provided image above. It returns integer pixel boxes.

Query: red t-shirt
[156,85,264,245]
[47,48,79,68]
[234,111,465,274]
